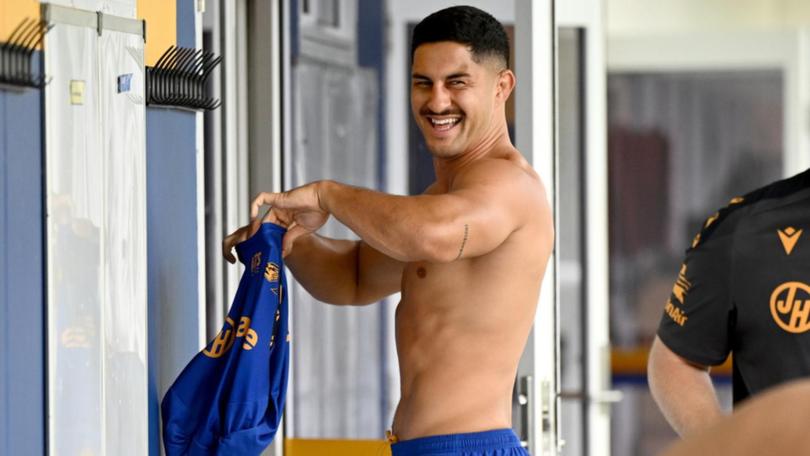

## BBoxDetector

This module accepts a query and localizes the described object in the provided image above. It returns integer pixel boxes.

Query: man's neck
[433,126,513,186]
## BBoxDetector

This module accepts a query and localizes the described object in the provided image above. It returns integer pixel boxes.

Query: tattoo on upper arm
[456,224,469,260]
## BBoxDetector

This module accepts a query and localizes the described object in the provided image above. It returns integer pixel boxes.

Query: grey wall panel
[0,83,45,456]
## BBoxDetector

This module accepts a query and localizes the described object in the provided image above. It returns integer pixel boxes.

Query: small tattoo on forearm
[456,224,469,260]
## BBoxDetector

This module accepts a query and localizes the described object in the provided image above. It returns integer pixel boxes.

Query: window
[299,0,356,67]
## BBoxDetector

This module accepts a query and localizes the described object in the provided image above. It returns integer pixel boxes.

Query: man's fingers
[262,208,280,225]
[251,192,281,220]
[273,208,294,227]
[222,225,254,264]
[222,231,239,264]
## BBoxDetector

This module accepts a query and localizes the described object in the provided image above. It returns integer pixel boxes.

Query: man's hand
[222,208,285,264]
[251,181,330,256]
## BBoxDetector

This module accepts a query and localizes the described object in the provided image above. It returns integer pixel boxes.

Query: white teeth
[430,118,460,126]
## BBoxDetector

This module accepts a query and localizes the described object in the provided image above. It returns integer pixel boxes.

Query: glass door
[556,1,614,454]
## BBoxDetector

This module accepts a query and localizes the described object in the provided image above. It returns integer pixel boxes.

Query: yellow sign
[285,439,392,456]
[70,80,85,105]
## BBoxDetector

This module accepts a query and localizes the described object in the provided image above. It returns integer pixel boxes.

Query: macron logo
[778,227,802,255]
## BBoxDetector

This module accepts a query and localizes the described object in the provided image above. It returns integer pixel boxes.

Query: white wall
[608,0,810,36]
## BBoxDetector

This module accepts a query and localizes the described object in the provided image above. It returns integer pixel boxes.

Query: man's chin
[426,145,460,159]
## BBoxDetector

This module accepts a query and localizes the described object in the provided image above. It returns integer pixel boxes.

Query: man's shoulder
[455,156,541,189]
[690,169,810,250]
[457,157,551,238]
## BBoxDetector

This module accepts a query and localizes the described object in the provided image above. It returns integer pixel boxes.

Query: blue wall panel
[146,108,199,455]
[0,87,5,456]
[0,84,45,455]
[147,2,199,455]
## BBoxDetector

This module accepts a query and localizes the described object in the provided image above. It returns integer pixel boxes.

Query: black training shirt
[658,168,810,404]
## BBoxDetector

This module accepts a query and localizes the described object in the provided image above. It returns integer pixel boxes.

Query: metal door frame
[556,1,613,455]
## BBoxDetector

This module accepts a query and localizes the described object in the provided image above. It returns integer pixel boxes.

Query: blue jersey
[162,223,289,455]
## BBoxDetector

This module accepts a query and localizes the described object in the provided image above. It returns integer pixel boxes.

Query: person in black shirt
[648,168,810,437]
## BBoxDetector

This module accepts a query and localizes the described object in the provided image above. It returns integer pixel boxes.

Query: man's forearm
[318,180,460,262]
[283,233,360,305]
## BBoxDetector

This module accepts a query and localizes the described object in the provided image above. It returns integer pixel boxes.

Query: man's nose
[426,84,451,113]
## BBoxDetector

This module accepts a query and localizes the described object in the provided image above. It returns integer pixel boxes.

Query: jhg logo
[203,315,259,358]
[770,282,810,334]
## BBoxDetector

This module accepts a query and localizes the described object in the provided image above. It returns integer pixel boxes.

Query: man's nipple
[416,267,427,278]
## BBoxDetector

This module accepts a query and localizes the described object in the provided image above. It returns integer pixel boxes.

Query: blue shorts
[390,429,530,456]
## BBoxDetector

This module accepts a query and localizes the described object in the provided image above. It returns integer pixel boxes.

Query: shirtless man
[223,6,552,455]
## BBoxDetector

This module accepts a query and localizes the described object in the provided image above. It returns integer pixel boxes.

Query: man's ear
[496,69,516,102]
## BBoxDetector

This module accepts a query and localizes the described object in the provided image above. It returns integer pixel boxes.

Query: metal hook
[1,17,50,89]
[145,46,221,111]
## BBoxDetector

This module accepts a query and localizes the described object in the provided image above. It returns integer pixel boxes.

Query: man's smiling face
[410,41,504,159]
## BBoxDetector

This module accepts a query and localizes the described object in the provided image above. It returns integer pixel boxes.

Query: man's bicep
[446,167,535,258]
[355,241,405,304]
[651,336,710,373]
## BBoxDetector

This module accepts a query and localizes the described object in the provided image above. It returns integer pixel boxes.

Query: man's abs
[391,330,518,440]
[391,254,540,440]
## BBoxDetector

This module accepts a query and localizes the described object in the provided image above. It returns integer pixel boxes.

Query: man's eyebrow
[411,72,472,80]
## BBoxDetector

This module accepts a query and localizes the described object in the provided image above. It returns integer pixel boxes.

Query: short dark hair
[411,6,510,68]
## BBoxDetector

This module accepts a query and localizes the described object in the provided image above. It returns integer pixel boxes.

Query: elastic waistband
[391,429,522,455]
